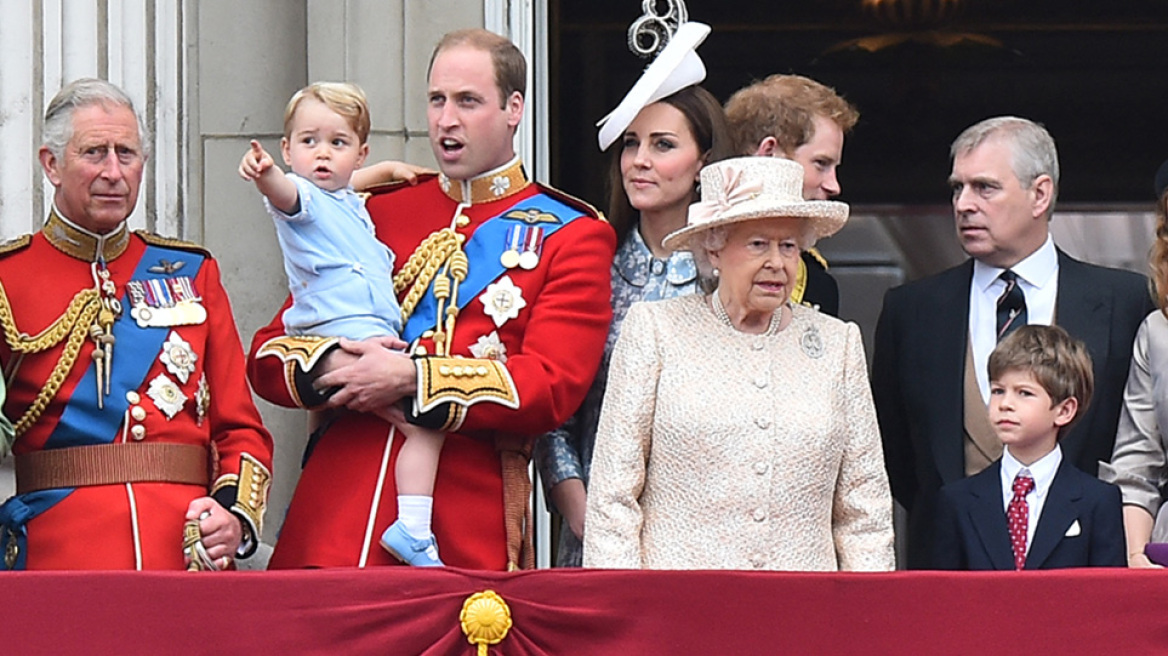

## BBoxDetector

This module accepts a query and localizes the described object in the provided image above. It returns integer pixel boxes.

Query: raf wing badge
[504,207,563,225]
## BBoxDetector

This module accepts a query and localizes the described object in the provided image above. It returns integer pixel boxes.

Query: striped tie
[996,270,1028,341]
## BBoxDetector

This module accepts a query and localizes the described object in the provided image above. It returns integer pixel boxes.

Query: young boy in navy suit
[932,325,1125,570]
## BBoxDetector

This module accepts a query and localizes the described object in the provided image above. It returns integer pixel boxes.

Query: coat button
[754,461,768,475]
[755,417,771,429]
[753,508,767,522]
[753,378,768,389]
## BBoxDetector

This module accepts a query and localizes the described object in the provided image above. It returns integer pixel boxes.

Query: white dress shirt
[1000,444,1062,551]
[970,234,1059,402]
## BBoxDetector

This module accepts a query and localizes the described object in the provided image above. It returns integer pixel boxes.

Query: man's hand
[185,497,242,569]
[316,337,415,415]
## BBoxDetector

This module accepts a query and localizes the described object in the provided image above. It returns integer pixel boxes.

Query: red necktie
[1008,473,1035,570]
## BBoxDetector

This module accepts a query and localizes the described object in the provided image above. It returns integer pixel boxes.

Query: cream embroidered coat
[583,295,894,571]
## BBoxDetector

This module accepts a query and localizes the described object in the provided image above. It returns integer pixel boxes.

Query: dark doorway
[548,1,1168,212]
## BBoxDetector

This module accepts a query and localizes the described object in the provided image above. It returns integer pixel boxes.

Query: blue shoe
[380,520,444,567]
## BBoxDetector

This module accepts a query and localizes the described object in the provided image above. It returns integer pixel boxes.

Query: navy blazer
[871,250,1153,568]
[931,459,1125,570]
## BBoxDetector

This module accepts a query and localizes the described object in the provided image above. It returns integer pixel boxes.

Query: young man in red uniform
[250,29,615,570]
[0,79,273,571]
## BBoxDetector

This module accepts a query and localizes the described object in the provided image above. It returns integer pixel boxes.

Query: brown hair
[284,82,371,144]
[606,85,735,247]
[988,325,1094,437]
[724,74,859,157]
[1150,190,1168,314]
[428,28,526,106]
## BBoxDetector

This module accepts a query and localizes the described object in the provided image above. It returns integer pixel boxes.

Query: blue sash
[0,245,205,569]
[402,193,584,342]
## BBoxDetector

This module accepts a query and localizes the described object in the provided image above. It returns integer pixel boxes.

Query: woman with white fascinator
[535,21,734,567]
[583,155,895,571]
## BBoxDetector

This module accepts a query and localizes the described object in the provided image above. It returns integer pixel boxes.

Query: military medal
[147,373,188,419]
[500,225,522,269]
[159,331,198,383]
[127,276,207,328]
[480,275,527,328]
[518,226,544,270]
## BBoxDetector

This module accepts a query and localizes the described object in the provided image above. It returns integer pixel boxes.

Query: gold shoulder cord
[0,280,101,437]
[392,228,469,357]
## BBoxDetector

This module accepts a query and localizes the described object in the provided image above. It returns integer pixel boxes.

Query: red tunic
[249,161,615,569]
[0,222,273,570]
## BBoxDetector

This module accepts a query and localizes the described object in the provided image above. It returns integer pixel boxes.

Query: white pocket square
[1065,520,1082,537]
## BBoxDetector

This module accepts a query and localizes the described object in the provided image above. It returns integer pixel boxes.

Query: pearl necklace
[710,290,785,336]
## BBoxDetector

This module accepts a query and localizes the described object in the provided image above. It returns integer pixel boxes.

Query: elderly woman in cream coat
[583,157,894,571]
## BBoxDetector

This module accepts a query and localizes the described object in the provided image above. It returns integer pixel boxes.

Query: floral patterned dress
[535,225,698,566]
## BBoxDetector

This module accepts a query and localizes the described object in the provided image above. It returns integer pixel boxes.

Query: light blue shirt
[267,173,402,340]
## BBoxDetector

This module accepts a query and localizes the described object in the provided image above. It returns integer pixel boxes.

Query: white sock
[397,495,433,540]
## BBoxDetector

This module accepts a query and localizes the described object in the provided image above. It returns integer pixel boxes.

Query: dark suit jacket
[931,459,1126,570]
[801,250,839,317]
[872,249,1153,568]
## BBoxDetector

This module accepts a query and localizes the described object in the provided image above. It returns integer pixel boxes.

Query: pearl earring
[712,267,720,278]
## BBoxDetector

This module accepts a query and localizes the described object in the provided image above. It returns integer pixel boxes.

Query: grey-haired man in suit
[872,116,1154,568]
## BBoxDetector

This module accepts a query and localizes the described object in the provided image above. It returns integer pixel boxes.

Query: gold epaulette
[534,182,605,222]
[0,234,32,257]
[806,247,830,270]
[364,172,441,197]
[134,230,212,257]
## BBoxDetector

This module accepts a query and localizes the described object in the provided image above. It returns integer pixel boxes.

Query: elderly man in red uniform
[249,29,615,570]
[0,79,273,571]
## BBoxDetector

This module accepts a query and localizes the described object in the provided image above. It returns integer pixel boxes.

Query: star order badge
[468,331,508,363]
[479,276,527,328]
[147,373,188,420]
[159,331,198,383]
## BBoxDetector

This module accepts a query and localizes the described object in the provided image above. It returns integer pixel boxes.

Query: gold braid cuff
[0,280,101,437]
[255,335,340,372]
[414,357,519,426]
[210,453,271,557]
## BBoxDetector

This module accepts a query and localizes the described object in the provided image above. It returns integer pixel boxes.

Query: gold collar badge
[439,158,530,205]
